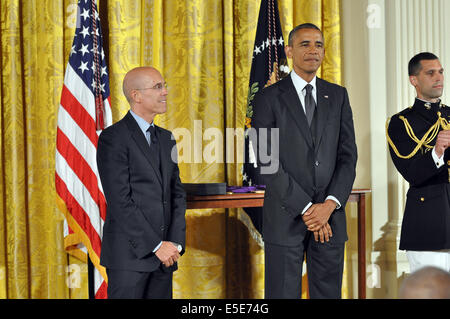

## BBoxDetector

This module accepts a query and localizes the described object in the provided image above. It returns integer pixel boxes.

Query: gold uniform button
[420,197,425,202]
[447,160,450,165]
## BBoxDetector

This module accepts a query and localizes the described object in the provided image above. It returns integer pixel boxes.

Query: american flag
[55,0,111,299]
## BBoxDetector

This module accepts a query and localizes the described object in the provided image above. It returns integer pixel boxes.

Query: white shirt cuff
[301,196,341,215]
[153,241,162,253]
[301,202,313,215]
[326,195,341,210]
[432,147,445,168]
[172,242,182,252]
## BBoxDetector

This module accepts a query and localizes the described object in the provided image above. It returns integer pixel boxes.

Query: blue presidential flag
[242,0,289,245]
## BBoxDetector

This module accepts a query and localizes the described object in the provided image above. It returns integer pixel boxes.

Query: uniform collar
[413,98,442,112]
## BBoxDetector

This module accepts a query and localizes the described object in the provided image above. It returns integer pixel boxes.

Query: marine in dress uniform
[387,52,450,273]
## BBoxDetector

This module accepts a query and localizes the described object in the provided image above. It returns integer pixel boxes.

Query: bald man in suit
[97,67,186,299]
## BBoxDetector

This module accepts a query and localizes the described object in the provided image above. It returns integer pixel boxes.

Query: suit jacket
[252,75,357,246]
[387,98,450,251]
[97,111,186,272]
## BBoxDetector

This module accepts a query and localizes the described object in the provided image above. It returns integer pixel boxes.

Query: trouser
[106,266,173,299]
[264,233,345,299]
[406,250,450,273]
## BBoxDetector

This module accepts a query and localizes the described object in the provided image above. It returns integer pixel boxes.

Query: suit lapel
[279,77,314,149]
[157,126,170,192]
[314,78,331,151]
[124,112,163,186]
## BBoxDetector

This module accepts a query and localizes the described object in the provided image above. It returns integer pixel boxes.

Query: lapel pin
[425,102,431,110]
[324,95,329,99]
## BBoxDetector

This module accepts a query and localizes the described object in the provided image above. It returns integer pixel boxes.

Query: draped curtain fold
[0,0,344,298]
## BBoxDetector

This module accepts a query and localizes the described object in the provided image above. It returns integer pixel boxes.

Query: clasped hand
[434,129,450,158]
[155,241,180,267]
[302,199,336,243]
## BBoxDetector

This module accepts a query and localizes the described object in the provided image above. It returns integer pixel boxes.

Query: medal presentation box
[182,183,227,196]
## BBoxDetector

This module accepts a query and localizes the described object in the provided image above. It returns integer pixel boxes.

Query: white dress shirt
[290,70,317,113]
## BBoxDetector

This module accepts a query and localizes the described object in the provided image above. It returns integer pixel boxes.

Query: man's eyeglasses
[135,82,168,91]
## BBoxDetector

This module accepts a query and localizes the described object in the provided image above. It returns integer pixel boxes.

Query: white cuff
[326,195,341,210]
[301,202,313,215]
[172,242,182,252]
[432,147,445,168]
[153,241,162,253]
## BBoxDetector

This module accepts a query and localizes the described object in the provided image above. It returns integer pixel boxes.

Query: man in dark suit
[252,23,357,299]
[387,52,450,273]
[97,66,186,299]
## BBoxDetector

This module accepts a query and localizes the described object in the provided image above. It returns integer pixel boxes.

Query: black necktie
[304,84,316,127]
[147,125,161,172]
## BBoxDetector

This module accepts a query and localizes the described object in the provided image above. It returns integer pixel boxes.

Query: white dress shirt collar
[290,71,317,112]
[290,70,317,96]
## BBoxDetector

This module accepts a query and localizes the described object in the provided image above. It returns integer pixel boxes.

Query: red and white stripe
[56,63,111,298]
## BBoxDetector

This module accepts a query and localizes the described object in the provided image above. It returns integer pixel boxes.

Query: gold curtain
[0,0,88,298]
[0,0,345,299]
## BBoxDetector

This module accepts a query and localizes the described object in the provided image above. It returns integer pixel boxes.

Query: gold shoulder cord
[386,111,450,159]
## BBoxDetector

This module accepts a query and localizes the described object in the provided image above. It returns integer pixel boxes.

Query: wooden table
[187,188,371,299]
[187,192,265,209]
[347,189,371,299]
